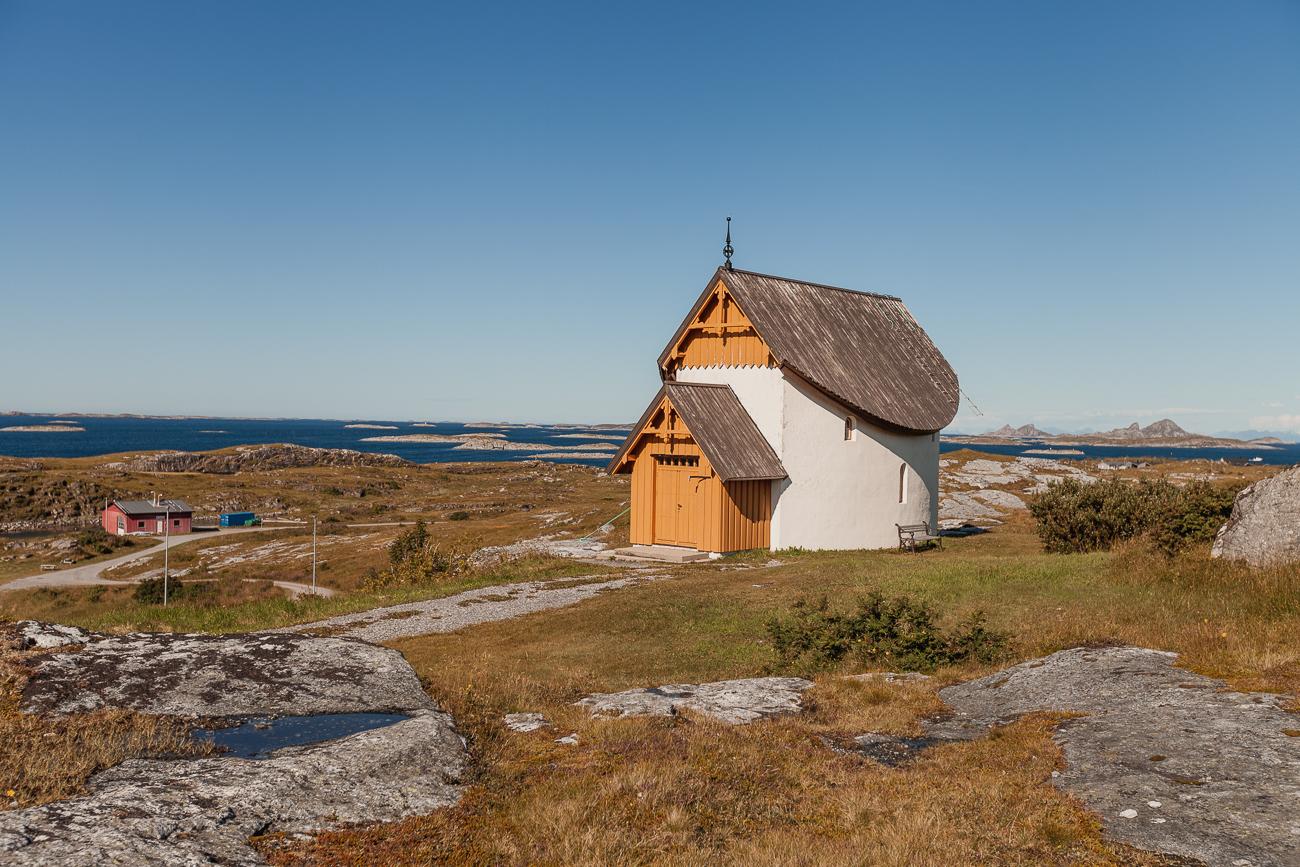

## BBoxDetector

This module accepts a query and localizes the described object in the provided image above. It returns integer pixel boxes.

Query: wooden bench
[896,522,942,552]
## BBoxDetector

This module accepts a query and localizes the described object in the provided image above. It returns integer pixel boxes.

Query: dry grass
[3,453,1295,862]
[258,519,1279,865]
[264,678,1163,866]
[0,639,210,809]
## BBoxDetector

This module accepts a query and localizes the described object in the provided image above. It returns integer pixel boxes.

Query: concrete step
[612,545,712,564]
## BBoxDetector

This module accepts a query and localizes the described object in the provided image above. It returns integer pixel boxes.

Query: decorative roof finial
[723,216,734,271]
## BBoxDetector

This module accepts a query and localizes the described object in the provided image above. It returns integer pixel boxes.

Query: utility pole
[163,505,170,606]
[311,515,317,591]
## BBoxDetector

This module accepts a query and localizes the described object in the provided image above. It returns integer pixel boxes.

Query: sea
[1,414,1296,468]
[0,415,630,468]
[940,440,1300,467]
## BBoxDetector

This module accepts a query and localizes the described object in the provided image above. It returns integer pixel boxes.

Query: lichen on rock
[578,677,814,724]
[1212,465,1300,566]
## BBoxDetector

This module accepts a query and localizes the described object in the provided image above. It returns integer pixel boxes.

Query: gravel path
[277,572,664,642]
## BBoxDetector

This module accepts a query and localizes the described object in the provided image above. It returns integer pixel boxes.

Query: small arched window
[898,462,908,504]
[844,416,854,441]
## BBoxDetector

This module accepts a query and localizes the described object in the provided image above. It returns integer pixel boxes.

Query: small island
[360,433,506,443]
[0,424,86,433]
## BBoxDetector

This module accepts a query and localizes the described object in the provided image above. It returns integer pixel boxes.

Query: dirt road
[0,526,329,595]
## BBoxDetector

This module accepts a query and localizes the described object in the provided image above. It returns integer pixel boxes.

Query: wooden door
[653,460,702,548]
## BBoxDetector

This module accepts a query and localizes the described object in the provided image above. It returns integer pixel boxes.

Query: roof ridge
[722,267,902,302]
[666,381,732,389]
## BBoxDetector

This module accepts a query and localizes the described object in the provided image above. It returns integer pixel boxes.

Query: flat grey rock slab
[0,708,466,866]
[19,628,434,717]
[971,488,1026,510]
[1213,465,1300,567]
[578,677,814,725]
[2,624,468,865]
[280,574,662,643]
[13,620,91,650]
[943,456,1096,493]
[842,671,932,685]
[504,712,550,732]
[938,491,1003,524]
[862,647,1300,867]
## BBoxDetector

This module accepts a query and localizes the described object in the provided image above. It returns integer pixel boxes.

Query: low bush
[133,577,182,605]
[1029,478,1238,555]
[130,574,226,607]
[448,511,470,521]
[363,520,467,590]
[75,526,131,556]
[387,521,429,565]
[766,593,1009,673]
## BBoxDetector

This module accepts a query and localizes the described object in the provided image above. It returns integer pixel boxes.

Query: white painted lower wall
[676,365,939,551]
[773,371,938,550]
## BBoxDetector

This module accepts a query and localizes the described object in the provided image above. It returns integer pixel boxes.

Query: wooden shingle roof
[607,382,786,482]
[659,268,960,433]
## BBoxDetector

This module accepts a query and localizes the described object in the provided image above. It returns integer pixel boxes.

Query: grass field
[257,515,1298,865]
[3,451,1296,864]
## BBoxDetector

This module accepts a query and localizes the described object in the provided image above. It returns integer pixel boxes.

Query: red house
[102,498,194,536]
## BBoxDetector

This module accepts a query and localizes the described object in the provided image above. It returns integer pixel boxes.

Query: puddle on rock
[194,712,408,759]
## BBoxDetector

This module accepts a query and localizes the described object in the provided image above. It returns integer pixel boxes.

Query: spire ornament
[723,216,734,270]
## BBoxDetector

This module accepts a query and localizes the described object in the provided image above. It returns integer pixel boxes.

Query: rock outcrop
[0,623,468,866]
[12,621,91,650]
[938,456,1095,527]
[504,712,550,732]
[856,647,1300,866]
[19,628,434,717]
[578,677,814,724]
[1211,466,1300,567]
[116,444,410,474]
[0,710,465,866]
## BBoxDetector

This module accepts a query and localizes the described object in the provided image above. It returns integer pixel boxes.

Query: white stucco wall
[675,366,785,448]
[772,371,938,550]
[676,365,940,551]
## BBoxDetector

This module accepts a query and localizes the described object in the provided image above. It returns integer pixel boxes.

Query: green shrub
[75,526,129,555]
[1146,481,1239,557]
[388,521,429,565]
[365,520,467,590]
[766,593,1009,673]
[448,511,470,521]
[133,577,182,605]
[132,575,216,605]
[1029,478,1238,555]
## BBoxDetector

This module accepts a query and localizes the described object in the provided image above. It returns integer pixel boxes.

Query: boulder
[578,677,814,724]
[1211,466,1300,567]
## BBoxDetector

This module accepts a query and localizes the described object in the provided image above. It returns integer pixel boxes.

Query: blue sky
[2,2,1298,434]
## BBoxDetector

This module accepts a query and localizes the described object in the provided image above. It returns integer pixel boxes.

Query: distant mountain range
[955,418,1285,450]
[985,423,1053,439]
